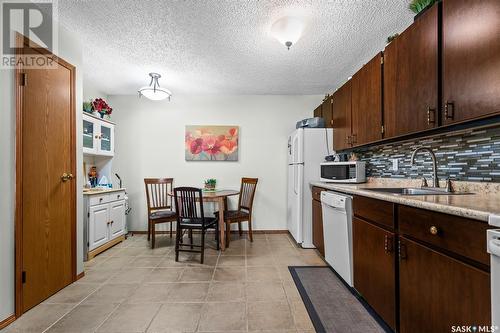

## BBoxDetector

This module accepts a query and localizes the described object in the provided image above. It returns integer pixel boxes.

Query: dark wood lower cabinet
[353,217,396,330]
[399,237,491,333]
[312,198,324,257]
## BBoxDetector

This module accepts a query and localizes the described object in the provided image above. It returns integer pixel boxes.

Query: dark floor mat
[289,266,391,333]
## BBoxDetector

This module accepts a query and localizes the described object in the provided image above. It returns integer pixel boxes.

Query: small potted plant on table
[204,179,217,192]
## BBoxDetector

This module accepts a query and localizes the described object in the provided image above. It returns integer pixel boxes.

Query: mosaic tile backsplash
[354,126,500,182]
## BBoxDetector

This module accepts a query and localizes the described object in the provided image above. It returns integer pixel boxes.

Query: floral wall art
[185,125,239,161]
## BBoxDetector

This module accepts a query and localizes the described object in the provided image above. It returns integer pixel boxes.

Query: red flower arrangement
[92,98,113,118]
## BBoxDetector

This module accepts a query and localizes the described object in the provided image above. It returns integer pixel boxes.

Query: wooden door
[392,4,439,136]
[18,42,76,313]
[313,104,322,118]
[312,199,324,257]
[351,53,383,146]
[109,201,126,240]
[89,204,110,250]
[442,0,500,124]
[332,81,352,151]
[353,217,396,330]
[321,96,334,128]
[399,237,491,333]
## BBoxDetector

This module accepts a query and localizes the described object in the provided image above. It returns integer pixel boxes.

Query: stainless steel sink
[363,187,472,196]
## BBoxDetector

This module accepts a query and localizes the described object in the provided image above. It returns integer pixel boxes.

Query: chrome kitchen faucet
[410,147,439,188]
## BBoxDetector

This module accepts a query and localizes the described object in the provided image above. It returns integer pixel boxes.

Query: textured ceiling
[57,0,413,95]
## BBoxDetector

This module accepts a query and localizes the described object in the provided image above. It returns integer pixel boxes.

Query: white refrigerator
[287,128,333,248]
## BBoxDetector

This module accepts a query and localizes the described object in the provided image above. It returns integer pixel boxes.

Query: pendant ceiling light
[138,73,172,101]
[271,17,304,50]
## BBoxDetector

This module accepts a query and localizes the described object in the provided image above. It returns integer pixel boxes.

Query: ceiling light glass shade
[138,73,172,101]
[271,17,304,50]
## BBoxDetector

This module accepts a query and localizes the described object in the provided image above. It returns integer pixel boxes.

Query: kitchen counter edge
[310,181,500,223]
[83,188,126,195]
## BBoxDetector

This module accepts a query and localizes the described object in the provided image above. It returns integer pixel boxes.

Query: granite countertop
[83,188,126,195]
[310,179,500,223]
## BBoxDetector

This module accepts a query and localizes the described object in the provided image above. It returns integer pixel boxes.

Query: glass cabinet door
[83,118,95,151]
[99,123,113,154]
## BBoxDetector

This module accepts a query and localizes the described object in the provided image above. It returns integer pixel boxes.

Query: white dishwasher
[321,191,354,287]
[487,228,500,327]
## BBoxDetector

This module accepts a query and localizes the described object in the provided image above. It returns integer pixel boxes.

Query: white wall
[108,95,320,232]
[83,83,108,102]
[0,26,83,322]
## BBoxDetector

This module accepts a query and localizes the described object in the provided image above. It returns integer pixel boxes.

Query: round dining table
[169,189,239,251]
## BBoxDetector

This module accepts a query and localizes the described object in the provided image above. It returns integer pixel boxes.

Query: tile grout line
[92,235,164,333]
[24,234,318,333]
[193,236,222,332]
[40,240,131,333]
[245,237,249,332]
[41,236,155,333]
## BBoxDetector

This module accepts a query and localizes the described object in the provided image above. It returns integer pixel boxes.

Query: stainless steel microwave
[320,161,366,183]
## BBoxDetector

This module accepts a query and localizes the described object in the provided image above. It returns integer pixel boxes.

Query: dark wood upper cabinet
[313,104,322,118]
[321,95,334,128]
[383,38,398,138]
[351,53,383,146]
[399,237,491,333]
[353,217,396,330]
[442,0,500,124]
[332,80,352,151]
[384,4,439,138]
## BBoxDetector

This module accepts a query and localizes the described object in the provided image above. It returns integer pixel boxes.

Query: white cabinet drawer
[89,194,108,206]
[108,191,125,202]
[88,190,126,206]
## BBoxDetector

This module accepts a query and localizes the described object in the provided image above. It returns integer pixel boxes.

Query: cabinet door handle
[444,101,454,120]
[427,107,436,125]
[351,134,357,144]
[399,241,407,260]
[384,235,394,254]
[347,136,352,145]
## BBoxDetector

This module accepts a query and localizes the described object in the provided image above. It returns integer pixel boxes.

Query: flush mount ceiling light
[270,16,304,50]
[138,73,172,101]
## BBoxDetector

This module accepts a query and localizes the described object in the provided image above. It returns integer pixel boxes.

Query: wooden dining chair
[173,187,219,264]
[144,178,177,249]
[216,178,258,246]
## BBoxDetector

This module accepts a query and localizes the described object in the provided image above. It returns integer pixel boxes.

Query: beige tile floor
[3,232,326,333]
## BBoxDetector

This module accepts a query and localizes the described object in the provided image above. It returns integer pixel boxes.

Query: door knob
[61,173,74,182]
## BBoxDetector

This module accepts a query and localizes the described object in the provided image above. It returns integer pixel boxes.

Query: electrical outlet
[392,159,398,171]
